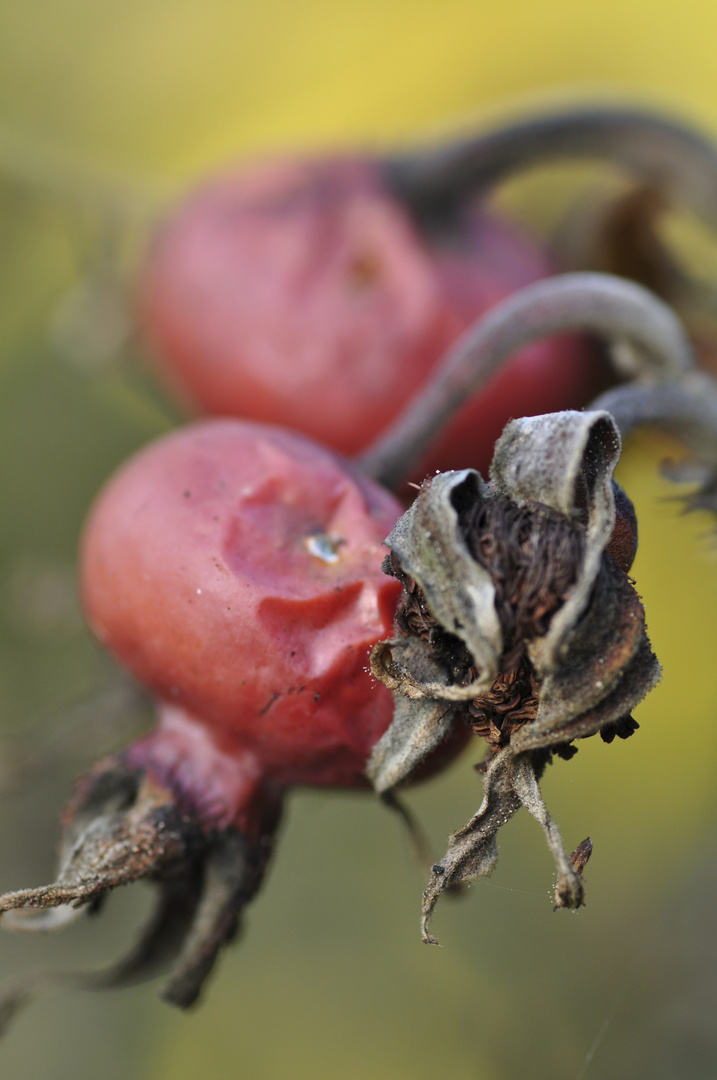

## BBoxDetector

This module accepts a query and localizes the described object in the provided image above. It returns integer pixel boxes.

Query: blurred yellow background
[2,2,717,1079]
[3,0,717,168]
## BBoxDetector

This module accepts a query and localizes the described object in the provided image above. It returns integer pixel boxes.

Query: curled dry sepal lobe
[367,410,661,941]
[0,755,281,1026]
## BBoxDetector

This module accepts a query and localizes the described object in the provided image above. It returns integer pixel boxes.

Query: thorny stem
[382,103,717,228]
[357,272,695,490]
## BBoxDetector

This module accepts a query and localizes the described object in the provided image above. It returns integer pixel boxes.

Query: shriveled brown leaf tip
[367,410,660,941]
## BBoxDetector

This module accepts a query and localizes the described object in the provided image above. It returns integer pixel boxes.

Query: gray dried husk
[367,411,661,942]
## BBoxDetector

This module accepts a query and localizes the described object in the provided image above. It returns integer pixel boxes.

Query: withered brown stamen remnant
[468,657,541,751]
[461,497,585,651]
[388,496,585,750]
[368,411,661,941]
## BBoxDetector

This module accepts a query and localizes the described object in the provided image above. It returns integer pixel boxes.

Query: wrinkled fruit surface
[140,154,598,477]
[81,418,405,795]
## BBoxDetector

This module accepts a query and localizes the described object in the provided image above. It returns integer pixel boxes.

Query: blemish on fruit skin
[305,533,344,562]
[259,693,280,716]
[347,250,383,290]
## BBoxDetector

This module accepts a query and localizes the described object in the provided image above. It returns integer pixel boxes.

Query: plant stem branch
[357,272,694,491]
[383,103,717,228]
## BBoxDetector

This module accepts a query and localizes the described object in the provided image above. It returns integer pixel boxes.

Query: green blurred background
[2,1,717,1078]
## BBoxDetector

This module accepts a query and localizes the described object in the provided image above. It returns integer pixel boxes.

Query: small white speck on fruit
[306,533,344,563]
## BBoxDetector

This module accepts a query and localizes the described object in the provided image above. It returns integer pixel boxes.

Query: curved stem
[591,372,717,464]
[382,103,717,228]
[357,272,695,491]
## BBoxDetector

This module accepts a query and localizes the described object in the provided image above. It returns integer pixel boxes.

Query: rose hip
[81,418,403,792]
[139,154,595,476]
[0,418,468,1013]
[0,270,693,1022]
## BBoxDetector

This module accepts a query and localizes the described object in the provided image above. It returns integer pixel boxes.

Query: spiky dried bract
[367,411,661,941]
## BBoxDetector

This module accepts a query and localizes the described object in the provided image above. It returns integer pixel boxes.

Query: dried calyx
[0,753,281,1028]
[368,410,661,942]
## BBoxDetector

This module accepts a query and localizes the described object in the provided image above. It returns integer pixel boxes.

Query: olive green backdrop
[1,1,717,1078]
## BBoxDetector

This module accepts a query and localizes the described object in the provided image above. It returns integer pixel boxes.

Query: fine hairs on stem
[357,271,695,491]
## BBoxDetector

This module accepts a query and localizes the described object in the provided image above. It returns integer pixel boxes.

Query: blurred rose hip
[139,155,597,477]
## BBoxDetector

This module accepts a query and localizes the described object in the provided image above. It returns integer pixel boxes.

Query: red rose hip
[0,419,417,1012]
[81,418,403,791]
[140,154,596,476]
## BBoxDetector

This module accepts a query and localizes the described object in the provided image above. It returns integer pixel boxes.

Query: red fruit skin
[606,481,639,574]
[81,419,408,803]
[140,155,598,475]
[417,213,598,477]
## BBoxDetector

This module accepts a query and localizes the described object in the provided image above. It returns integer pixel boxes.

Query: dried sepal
[0,869,206,1034]
[420,745,522,944]
[489,410,619,673]
[367,471,502,794]
[365,670,458,793]
[0,755,281,1023]
[377,469,503,680]
[368,410,660,941]
[0,763,198,930]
